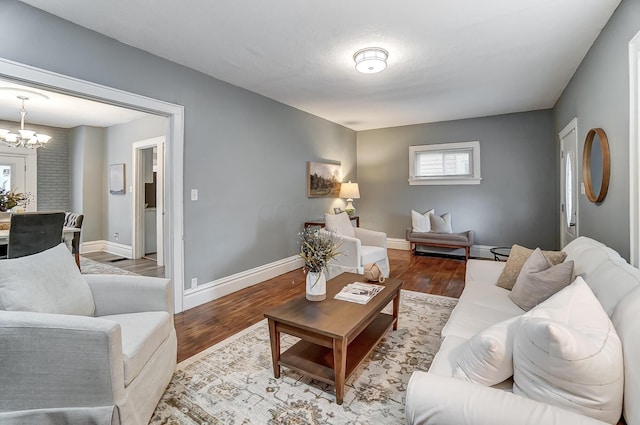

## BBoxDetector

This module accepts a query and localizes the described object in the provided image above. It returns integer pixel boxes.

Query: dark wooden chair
[7,212,65,259]
[64,212,84,269]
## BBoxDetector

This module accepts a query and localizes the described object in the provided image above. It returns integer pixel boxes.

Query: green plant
[0,188,30,212]
[298,227,341,275]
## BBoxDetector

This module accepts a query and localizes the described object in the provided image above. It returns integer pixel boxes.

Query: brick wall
[0,120,70,211]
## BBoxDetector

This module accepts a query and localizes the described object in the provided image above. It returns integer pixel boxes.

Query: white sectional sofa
[406,237,640,425]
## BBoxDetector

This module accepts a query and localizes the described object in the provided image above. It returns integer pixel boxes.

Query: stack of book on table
[334,282,385,304]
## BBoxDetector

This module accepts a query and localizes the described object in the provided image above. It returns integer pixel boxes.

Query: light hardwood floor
[83,249,467,362]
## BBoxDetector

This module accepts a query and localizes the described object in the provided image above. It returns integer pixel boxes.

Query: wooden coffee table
[264,272,403,404]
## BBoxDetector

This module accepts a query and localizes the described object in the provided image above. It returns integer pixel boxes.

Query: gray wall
[0,119,70,211]
[553,0,640,260]
[104,115,166,245]
[0,1,357,287]
[69,125,105,242]
[357,110,558,249]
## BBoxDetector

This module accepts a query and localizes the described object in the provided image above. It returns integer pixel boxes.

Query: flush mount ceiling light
[353,47,388,74]
[0,95,51,149]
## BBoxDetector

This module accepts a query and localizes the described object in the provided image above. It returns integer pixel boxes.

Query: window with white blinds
[409,141,481,185]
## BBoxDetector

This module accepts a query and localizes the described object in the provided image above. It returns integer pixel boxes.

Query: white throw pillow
[324,212,356,238]
[0,243,95,316]
[453,316,520,386]
[411,209,434,232]
[513,277,623,423]
[429,212,453,233]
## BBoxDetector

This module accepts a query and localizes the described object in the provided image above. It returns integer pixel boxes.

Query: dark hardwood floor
[83,249,466,362]
[174,249,466,362]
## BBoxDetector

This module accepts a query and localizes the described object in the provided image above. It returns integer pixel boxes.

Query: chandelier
[0,96,51,149]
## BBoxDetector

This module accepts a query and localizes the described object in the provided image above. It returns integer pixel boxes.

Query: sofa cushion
[429,212,453,233]
[453,316,520,386]
[101,311,173,386]
[509,248,574,311]
[496,245,567,290]
[513,277,623,424]
[584,259,640,316]
[324,212,355,238]
[442,287,524,340]
[0,243,95,316]
[464,259,505,287]
[562,236,605,260]
[411,209,434,232]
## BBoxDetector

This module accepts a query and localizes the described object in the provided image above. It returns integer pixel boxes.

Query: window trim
[409,141,482,185]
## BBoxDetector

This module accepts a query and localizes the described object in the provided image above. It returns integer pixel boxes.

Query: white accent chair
[0,244,176,425]
[320,212,390,279]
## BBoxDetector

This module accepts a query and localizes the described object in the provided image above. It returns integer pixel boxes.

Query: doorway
[133,137,165,267]
[0,147,37,211]
[559,118,579,248]
[0,58,185,313]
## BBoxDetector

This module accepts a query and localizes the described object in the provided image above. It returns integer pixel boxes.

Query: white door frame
[0,58,186,313]
[0,145,37,211]
[132,137,165,266]
[629,31,640,267]
[559,118,579,248]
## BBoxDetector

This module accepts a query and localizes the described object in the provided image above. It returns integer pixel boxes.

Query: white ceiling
[0,80,150,128]
[18,0,621,131]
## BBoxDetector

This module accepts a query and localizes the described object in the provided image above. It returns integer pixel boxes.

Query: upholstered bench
[405,229,474,261]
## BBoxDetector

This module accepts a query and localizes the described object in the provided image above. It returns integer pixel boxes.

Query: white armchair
[0,244,176,425]
[320,212,390,280]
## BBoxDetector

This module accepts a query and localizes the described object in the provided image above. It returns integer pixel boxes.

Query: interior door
[560,119,579,248]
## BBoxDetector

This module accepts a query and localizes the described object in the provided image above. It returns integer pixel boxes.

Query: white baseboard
[387,238,410,250]
[183,255,304,311]
[81,240,133,258]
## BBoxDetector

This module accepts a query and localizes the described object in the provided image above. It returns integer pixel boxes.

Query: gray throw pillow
[429,212,453,233]
[496,244,567,290]
[0,243,95,316]
[509,248,574,311]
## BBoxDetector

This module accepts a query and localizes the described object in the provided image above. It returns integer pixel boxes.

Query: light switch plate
[191,189,198,201]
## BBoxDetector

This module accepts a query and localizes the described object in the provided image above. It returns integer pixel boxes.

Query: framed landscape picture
[307,161,341,198]
[109,163,126,194]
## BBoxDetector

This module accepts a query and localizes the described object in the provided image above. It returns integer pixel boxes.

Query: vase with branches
[298,227,341,301]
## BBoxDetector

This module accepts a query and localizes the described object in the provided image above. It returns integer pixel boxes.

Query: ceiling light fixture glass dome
[353,47,389,74]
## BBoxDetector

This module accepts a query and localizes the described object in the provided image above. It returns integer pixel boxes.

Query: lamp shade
[339,181,360,199]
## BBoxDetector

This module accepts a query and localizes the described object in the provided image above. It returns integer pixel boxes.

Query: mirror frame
[582,127,610,203]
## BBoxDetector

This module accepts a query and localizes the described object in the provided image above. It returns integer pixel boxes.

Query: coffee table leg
[267,319,281,378]
[392,290,400,330]
[333,337,347,405]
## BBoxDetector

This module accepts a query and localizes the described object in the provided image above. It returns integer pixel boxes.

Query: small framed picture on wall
[109,163,126,194]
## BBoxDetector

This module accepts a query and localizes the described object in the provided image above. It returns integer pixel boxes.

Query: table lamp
[339,181,360,216]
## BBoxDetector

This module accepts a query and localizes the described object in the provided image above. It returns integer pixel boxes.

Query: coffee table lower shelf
[279,313,394,386]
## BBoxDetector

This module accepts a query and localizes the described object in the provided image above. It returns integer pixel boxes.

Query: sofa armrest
[0,310,124,412]
[354,227,387,248]
[85,274,173,316]
[406,372,609,425]
[465,259,506,286]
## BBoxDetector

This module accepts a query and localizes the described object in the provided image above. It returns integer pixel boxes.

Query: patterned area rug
[80,256,137,275]
[150,290,457,424]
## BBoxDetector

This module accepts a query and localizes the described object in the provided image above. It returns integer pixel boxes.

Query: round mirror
[582,128,610,203]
